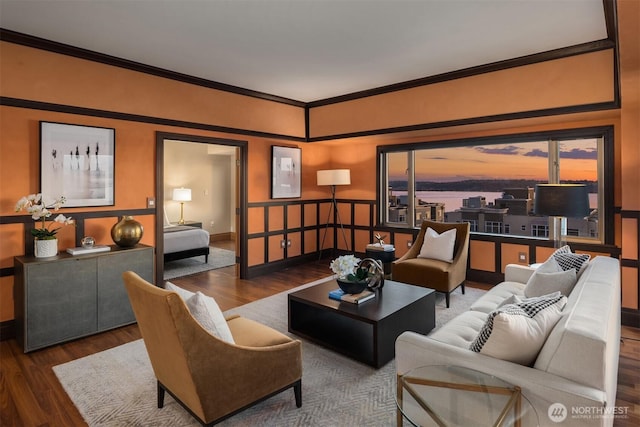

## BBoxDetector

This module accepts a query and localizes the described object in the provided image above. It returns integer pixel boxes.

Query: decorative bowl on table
[336,278,368,294]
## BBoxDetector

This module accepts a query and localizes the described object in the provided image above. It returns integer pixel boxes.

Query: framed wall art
[271,145,301,199]
[40,121,115,207]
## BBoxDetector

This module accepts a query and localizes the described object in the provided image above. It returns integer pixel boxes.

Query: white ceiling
[0,0,608,103]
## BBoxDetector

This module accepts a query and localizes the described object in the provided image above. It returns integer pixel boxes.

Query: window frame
[377,126,614,245]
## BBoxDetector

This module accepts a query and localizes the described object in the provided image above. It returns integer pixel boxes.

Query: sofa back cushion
[533,256,620,391]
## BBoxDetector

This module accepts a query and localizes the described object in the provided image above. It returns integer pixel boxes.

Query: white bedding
[164,226,210,254]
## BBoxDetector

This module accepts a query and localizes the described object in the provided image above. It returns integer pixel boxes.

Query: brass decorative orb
[111,216,143,248]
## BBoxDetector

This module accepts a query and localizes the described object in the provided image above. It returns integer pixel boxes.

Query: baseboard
[247,253,320,279]
[210,232,234,243]
[1,319,15,341]
[622,308,640,328]
[467,269,504,286]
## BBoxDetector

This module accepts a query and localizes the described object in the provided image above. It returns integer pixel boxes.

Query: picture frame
[40,121,115,207]
[271,145,301,199]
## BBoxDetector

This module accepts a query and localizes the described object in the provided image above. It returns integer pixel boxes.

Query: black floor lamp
[317,169,351,259]
[534,184,591,248]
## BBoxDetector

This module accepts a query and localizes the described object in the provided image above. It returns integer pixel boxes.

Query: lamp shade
[172,188,192,202]
[534,184,590,217]
[317,169,351,186]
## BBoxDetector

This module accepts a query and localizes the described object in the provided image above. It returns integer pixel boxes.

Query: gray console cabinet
[14,244,153,352]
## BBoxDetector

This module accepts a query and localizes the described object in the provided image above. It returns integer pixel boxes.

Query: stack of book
[328,288,376,304]
[366,243,394,252]
[66,245,111,255]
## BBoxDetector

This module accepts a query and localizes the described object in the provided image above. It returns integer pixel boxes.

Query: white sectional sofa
[396,256,621,427]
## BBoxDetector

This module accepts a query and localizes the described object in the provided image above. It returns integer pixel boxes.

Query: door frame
[155,131,248,285]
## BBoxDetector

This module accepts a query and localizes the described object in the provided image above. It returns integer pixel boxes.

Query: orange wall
[618,0,640,309]
[309,50,615,138]
[0,42,306,139]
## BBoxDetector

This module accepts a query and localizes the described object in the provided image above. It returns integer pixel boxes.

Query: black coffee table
[288,279,435,368]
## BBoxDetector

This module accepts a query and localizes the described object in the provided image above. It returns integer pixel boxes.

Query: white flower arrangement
[329,254,362,279]
[15,193,74,239]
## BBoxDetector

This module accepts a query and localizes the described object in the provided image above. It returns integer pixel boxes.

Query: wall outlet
[407,241,413,248]
[146,197,155,208]
[518,252,527,263]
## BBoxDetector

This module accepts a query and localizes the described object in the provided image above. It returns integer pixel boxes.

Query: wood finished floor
[1,241,638,426]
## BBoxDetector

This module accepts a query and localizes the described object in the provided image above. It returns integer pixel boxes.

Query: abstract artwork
[271,145,301,198]
[40,121,115,207]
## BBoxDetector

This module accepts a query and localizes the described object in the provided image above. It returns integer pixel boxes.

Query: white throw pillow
[524,269,576,298]
[165,282,235,343]
[165,281,194,300]
[497,294,522,308]
[417,227,457,263]
[536,255,563,273]
[185,292,235,343]
[470,293,567,365]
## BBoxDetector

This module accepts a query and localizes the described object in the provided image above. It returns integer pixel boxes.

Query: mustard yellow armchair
[122,271,302,425]
[392,220,470,308]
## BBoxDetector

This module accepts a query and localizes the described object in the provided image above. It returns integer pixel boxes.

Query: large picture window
[379,128,613,245]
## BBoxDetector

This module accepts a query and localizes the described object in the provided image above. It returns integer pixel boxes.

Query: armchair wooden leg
[445,292,450,308]
[461,283,465,294]
[157,381,165,408]
[293,379,302,408]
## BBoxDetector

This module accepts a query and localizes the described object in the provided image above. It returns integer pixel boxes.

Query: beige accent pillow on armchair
[417,227,457,263]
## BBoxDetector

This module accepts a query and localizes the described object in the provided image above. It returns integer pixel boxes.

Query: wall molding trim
[0,96,306,143]
[0,29,305,107]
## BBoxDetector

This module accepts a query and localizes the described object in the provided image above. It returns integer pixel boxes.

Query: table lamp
[534,184,590,248]
[172,187,192,225]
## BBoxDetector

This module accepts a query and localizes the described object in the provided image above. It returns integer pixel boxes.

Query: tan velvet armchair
[392,220,470,308]
[122,271,302,426]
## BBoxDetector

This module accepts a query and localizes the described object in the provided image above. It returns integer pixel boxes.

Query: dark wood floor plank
[0,340,50,427]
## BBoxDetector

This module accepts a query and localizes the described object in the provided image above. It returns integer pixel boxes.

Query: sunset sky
[388,139,598,182]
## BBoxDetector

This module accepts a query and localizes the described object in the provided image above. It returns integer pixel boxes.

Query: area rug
[163,247,235,280]
[53,280,485,426]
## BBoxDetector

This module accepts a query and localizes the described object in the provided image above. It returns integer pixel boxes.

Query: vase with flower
[330,254,384,294]
[330,254,367,294]
[15,193,74,258]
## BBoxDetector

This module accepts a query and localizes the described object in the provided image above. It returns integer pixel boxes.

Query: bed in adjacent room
[163,211,210,263]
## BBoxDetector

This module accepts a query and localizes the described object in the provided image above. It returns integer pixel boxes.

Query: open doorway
[155,132,247,285]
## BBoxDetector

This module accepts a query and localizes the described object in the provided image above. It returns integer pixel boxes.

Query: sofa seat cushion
[428,310,488,349]
[469,281,526,313]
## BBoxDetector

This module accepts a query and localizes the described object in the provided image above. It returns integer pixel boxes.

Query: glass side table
[396,365,538,427]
